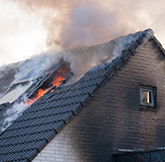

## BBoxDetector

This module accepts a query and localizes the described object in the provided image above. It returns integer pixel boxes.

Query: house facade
[0,29,165,162]
[33,35,165,162]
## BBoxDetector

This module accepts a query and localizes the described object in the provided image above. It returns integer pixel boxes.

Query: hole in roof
[24,60,71,105]
[0,59,72,106]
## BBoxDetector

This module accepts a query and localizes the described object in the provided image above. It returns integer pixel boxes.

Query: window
[0,79,32,104]
[139,85,156,110]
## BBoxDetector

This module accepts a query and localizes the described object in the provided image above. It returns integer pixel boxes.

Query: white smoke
[63,29,154,82]
[112,29,154,56]
[57,4,120,49]
[0,0,48,66]
[0,0,165,66]
[14,48,63,82]
[0,81,33,133]
[1,102,28,133]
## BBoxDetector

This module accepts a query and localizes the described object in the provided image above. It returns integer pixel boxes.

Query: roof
[0,28,163,162]
[0,58,71,132]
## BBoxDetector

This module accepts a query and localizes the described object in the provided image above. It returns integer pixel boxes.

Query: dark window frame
[139,85,157,110]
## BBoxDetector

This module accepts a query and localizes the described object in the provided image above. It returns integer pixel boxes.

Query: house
[0,28,165,162]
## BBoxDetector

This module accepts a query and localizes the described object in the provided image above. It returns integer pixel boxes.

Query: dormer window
[139,85,156,110]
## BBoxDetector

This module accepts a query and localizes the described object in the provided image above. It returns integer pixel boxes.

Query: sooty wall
[33,39,165,162]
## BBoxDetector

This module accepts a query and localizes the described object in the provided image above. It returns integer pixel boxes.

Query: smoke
[55,4,119,49]
[11,0,122,49]
[63,29,154,83]
[1,0,165,66]
[0,0,49,66]
[1,101,28,133]
[112,29,154,56]
[14,48,63,82]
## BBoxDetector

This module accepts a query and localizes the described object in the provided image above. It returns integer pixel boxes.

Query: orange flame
[24,60,70,105]
[50,89,54,93]
[24,89,47,105]
[51,75,64,87]
[24,75,65,105]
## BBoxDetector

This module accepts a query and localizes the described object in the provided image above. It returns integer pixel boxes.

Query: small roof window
[0,79,32,105]
[139,85,156,110]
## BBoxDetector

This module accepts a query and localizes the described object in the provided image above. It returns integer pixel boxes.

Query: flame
[49,76,64,93]
[51,75,64,87]
[24,89,47,105]
[24,71,66,105]
[50,89,55,93]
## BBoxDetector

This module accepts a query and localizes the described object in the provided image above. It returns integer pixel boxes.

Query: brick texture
[33,39,165,162]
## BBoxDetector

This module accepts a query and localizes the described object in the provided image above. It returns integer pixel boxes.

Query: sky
[0,0,165,66]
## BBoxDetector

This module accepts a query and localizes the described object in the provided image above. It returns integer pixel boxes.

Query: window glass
[139,86,156,110]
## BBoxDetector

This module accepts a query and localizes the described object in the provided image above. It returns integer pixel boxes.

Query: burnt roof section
[0,63,19,130]
[0,29,163,162]
[0,58,71,134]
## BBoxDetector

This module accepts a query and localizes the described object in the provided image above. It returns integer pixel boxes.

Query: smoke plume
[14,49,63,82]
[0,0,165,66]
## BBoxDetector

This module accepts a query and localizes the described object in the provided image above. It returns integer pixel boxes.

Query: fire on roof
[0,58,71,106]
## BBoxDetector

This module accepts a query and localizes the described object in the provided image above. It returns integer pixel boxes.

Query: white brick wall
[33,127,80,162]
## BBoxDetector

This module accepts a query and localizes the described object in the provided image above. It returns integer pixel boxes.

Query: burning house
[0,29,165,161]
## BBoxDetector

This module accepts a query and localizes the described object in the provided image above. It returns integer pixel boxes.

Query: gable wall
[33,40,165,162]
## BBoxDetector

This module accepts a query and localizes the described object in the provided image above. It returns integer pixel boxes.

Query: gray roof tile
[128,40,140,54]
[112,57,124,70]
[120,49,132,62]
